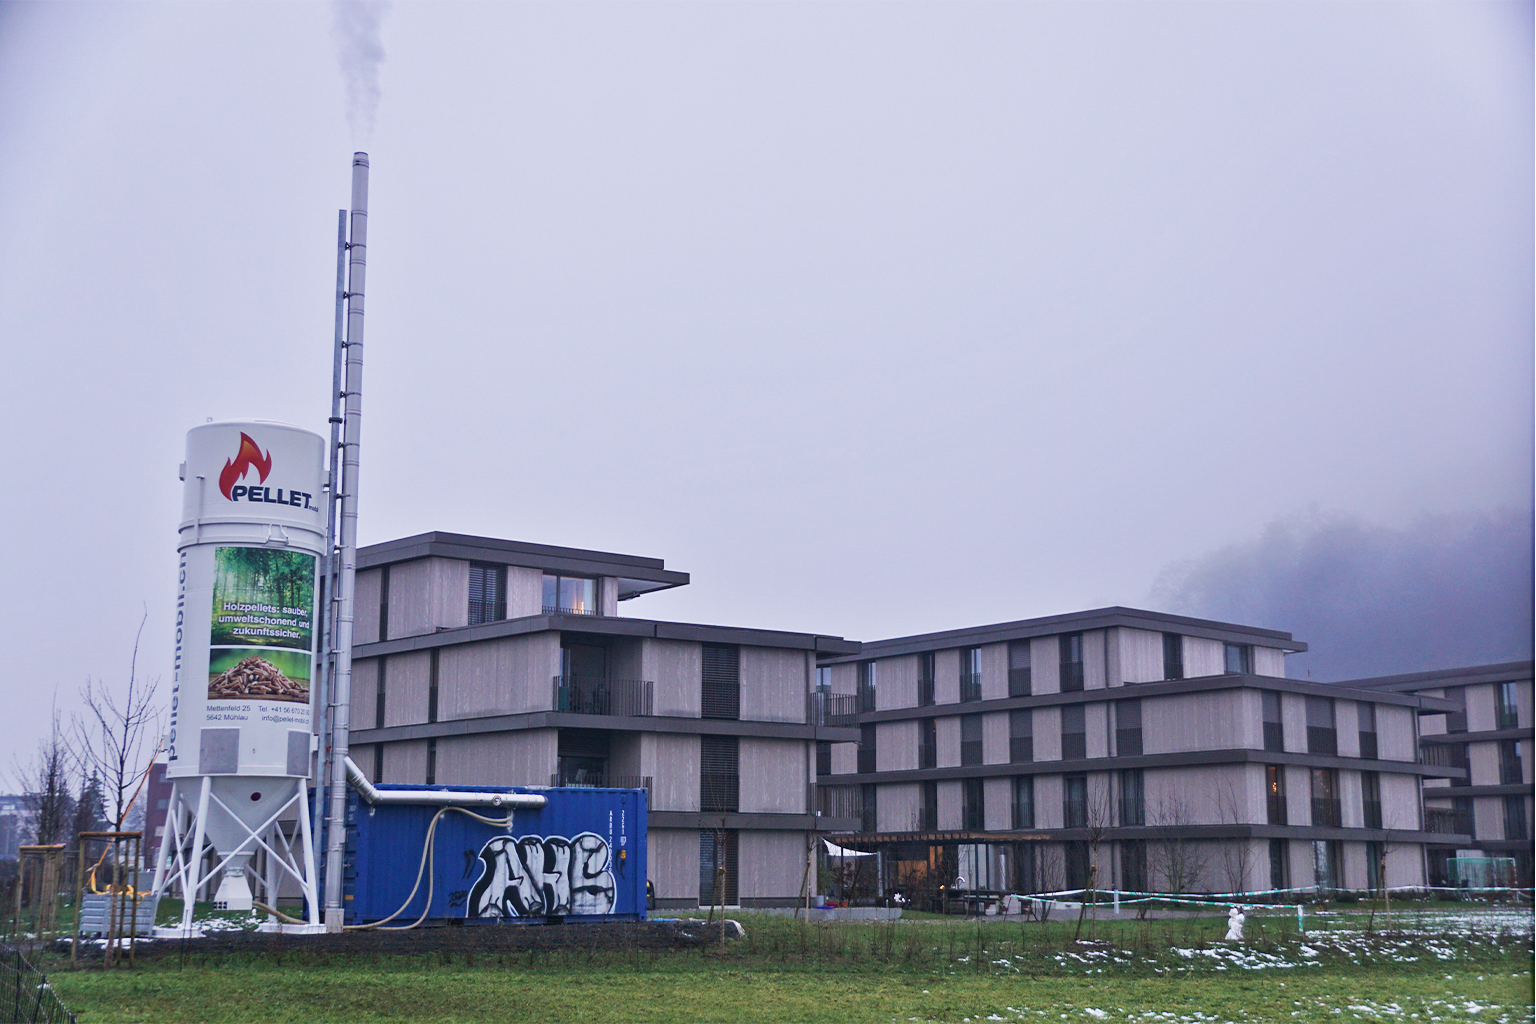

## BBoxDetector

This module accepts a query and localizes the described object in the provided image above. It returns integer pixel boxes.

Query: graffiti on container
[466,833,616,918]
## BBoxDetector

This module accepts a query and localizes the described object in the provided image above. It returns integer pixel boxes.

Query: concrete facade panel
[642,733,699,812]
[1085,702,1109,759]
[436,731,555,787]
[1118,628,1164,685]
[1084,630,1108,690]
[354,568,382,645]
[439,633,561,718]
[1184,638,1223,678]
[647,829,700,908]
[1253,647,1286,678]
[740,830,809,904]
[1142,690,1245,755]
[741,648,808,724]
[877,654,917,711]
[351,657,378,731]
[383,739,428,784]
[936,716,960,768]
[983,712,1008,765]
[878,783,919,833]
[383,650,431,728]
[1035,708,1062,761]
[983,777,1012,830]
[1377,705,1417,762]
[878,720,918,772]
[937,781,962,831]
[507,566,542,619]
[740,738,808,813]
[935,650,960,705]
[1280,694,1307,754]
[979,643,1008,700]
[1032,637,1060,694]
[1035,775,1063,829]
[832,741,857,776]
[385,559,434,639]
[646,640,702,718]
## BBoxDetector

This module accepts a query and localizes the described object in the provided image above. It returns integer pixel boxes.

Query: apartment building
[344,533,860,910]
[1350,661,1533,887]
[816,608,1468,902]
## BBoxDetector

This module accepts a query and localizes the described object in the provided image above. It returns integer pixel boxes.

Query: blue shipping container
[343,786,647,926]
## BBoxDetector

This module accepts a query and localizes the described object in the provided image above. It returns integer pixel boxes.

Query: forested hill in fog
[1151,507,1534,682]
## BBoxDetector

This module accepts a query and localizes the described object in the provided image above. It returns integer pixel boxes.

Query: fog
[0,2,1529,765]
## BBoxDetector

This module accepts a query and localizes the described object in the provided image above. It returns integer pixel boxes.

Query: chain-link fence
[0,947,76,1024]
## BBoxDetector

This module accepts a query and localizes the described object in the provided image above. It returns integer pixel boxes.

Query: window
[858,725,877,774]
[701,644,740,720]
[918,718,937,768]
[467,562,506,624]
[542,573,596,616]
[427,649,440,724]
[1012,776,1035,829]
[1064,774,1087,828]
[959,648,982,702]
[815,666,832,697]
[1009,710,1033,763]
[1365,840,1383,892]
[378,564,391,640]
[1503,795,1528,841]
[1313,839,1343,891]
[1500,740,1524,786]
[1116,699,1142,756]
[816,741,831,778]
[1061,704,1086,760]
[1445,688,1468,733]
[1120,769,1144,826]
[1223,643,1252,674]
[700,736,739,813]
[1357,703,1378,760]
[1008,641,1032,697]
[1162,632,1183,681]
[372,744,383,783]
[1310,768,1340,827]
[857,661,877,712]
[1361,771,1382,829]
[1306,696,1336,755]
[920,781,938,830]
[1060,634,1085,692]
[962,778,984,830]
[1497,681,1521,729]
[860,784,877,833]
[1266,765,1288,825]
[1262,691,1284,752]
[1269,839,1289,891]
[917,652,936,707]
[1454,795,1475,835]
[425,738,437,786]
[699,829,738,906]
[1122,840,1148,892]
[375,655,388,730]
[961,714,983,766]
[1065,841,1090,890]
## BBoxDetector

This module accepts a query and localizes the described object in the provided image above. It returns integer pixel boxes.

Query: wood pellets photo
[207,653,310,703]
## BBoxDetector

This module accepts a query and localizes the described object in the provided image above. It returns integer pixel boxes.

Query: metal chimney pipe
[324,152,369,931]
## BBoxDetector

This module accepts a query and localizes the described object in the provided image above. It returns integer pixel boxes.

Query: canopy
[823,839,875,859]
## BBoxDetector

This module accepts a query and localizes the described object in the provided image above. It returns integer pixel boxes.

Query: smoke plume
[331,1,390,144]
[1150,507,1534,681]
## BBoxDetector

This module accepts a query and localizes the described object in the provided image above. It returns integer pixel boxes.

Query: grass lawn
[42,905,1534,1023]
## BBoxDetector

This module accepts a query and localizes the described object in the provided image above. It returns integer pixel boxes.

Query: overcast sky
[0,2,1530,768]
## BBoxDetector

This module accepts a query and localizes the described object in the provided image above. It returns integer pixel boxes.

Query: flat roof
[357,531,690,600]
[820,605,1306,663]
[1335,660,1534,693]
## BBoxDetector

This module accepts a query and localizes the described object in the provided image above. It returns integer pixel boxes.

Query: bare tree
[1076,776,1116,940]
[74,612,161,831]
[1150,792,1209,895]
[1214,779,1254,896]
[17,708,73,847]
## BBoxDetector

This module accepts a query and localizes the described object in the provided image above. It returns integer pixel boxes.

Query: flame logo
[218,432,273,499]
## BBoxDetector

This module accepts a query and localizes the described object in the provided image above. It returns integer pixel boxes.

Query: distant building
[815,609,1467,903]
[1349,661,1533,887]
[0,795,28,859]
[345,533,859,909]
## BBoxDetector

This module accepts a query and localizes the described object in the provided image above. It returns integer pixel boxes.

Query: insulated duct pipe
[344,758,547,809]
[324,153,369,931]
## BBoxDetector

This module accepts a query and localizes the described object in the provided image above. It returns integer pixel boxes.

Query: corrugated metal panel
[343,785,647,925]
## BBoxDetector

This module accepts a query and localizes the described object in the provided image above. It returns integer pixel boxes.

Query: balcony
[552,676,653,717]
[1311,798,1342,828]
[819,785,862,819]
[1425,807,1473,835]
[1420,744,1468,769]
[959,673,983,703]
[809,693,857,727]
[550,772,652,791]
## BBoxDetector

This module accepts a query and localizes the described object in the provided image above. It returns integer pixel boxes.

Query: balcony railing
[1363,799,1382,829]
[819,785,862,819]
[1061,734,1087,760]
[543,602,600,616]
[552,676,653,717]
[959,673,983,703]
[809,693,857,727]
[1009,737,1033,763]
[1008,667,1031,697]
[1307,727,1338,756]
[1420,744,1468,769]
[918,677,936,707]
[550,773,653,791]
[1311,798,1342,828]
[1060,663,1084,692]
[1425,807,1473,835]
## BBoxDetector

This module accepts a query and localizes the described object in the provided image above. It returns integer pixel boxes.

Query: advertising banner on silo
[168,422,326,780]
